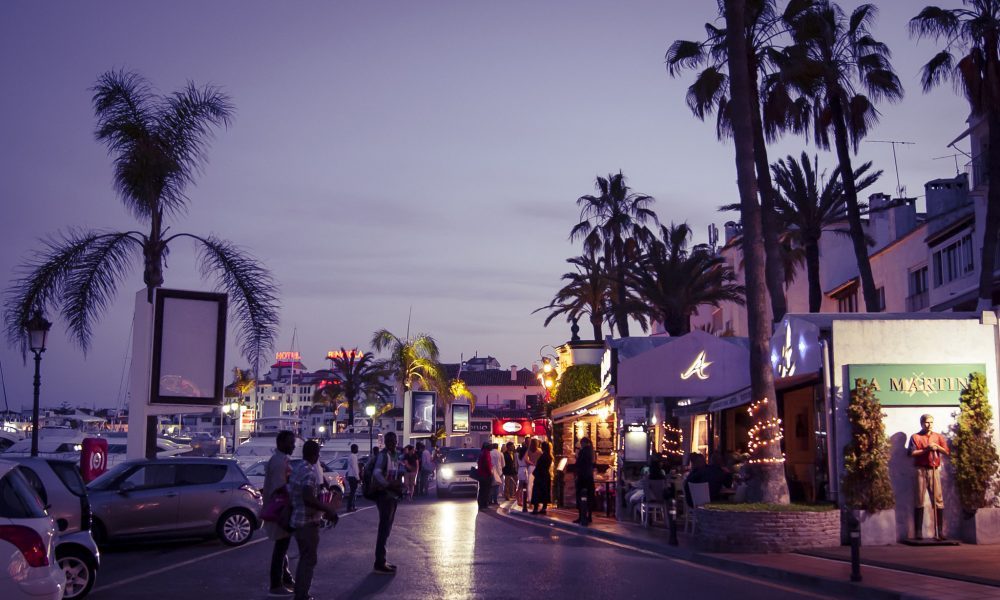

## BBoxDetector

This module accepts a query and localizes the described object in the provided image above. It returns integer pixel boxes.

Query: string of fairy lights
[661,424,684,457]
[746,397,785,465]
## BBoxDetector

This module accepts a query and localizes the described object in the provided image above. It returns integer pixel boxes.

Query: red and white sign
[80,437,108,483]
[492,419,534,436]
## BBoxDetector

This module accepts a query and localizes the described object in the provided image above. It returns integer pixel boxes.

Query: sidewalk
[497,501,1000,600]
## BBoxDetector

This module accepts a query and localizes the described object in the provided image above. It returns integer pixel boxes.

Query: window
[0,470,46,519]
[120,464,177,490]
[48,462,86,497]
[837,291,858,313]
[177,464,227,485]
[933,233,975,287]
[907,266,929,311]
[15,467,47,505]
[876,287,886,311]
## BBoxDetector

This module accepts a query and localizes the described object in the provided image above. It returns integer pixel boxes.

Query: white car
[242,459,343,495]
[0,459,65,600]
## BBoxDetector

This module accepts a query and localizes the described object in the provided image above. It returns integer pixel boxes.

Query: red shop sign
[492,418,534,436]
[533,419,551,437]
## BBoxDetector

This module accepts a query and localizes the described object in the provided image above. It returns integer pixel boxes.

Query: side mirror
[118,481,136,495]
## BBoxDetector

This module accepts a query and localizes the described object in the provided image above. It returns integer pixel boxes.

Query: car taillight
[0,525,49,567]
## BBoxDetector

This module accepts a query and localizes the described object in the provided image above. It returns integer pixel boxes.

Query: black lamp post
[25,310,51,457]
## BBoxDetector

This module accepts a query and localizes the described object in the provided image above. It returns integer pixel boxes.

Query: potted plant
[952,372,1000,544]
[841,378,896,544]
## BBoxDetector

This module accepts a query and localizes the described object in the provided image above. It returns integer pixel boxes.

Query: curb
[497,503,906,600]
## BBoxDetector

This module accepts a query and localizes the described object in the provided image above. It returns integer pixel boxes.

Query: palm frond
[191,235,279,372]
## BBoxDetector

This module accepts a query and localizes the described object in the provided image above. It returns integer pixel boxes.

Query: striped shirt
[289,460,322,528]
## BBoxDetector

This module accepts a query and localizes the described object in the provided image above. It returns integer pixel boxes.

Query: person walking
[515,444,529,511]
[502,442,517,501]
[373,431,403,574]
[489,443,503,505]
[345,443,360,512]
[574,438,595,525]
[418,442,433,497]
[288,440,340,600]
[264,431,295,596]
[476,442,493,511]
[525,438,540,507]
[403,445,418,500]
[530,441,553,515]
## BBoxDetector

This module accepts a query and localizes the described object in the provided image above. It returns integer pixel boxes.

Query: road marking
[95,505,376,592]
[496,509,837,599]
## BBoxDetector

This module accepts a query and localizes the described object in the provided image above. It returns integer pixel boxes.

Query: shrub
[549,364,600,411]
[951,372,999,514]
[841,378,895,512]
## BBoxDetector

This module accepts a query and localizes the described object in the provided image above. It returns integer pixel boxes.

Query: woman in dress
[530,441,553,515]
[515,444,529,510]
[525,438,540,506]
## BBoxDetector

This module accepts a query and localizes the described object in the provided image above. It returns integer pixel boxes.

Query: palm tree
[370,329,445,401]
[723,0,788,503]
[667,0,812,323]
[327,348,390,431]
[772,153,882,311]
[535,253,610,341]
[4,69,280,370]
[570,171,658,337]
[911,1,1000,310]
[780,2,903,312]
[626,224,745,336]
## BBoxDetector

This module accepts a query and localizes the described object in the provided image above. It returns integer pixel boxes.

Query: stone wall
[694,508,840,553]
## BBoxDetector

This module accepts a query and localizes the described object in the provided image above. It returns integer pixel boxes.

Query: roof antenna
[867,139,915,198]
[933,154,962,176]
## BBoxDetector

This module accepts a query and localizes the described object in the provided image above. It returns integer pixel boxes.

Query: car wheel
[57,547,97,599]
[218,509,255,546]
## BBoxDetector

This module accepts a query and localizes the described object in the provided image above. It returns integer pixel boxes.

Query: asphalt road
[89,495,844,600]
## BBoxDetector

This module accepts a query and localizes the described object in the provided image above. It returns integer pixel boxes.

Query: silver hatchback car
[87,458,262,547]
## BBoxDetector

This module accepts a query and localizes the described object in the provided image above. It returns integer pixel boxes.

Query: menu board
[596,421,614,456]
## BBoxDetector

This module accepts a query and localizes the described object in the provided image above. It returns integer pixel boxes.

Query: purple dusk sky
[0,1,969,410]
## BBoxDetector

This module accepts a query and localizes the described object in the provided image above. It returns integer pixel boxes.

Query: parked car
[0,459,65,600]
[8,457,100,599]
[435,448,481,498]
[244,459,344,495]
[87,458,262,547]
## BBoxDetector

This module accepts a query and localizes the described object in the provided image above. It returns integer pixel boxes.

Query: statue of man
[907,414,950,540]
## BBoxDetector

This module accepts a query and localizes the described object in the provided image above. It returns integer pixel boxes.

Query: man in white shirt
[489,443,503,505]
[346,443,360,511]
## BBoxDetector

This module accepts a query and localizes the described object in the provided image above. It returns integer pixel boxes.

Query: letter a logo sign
[681,350,712,381]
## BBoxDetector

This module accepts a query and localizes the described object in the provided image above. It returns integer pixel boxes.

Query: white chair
[684,481,711,534]
[640,479,667,527]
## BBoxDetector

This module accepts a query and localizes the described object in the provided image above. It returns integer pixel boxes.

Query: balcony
[906,291,929,312]
[967,153,989,189]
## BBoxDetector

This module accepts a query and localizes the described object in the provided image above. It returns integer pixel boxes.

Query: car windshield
[244,462,267,476]
[47,461,86,497]
[234,445,271,457]
[87,462,132,490]
[442,449,480,463]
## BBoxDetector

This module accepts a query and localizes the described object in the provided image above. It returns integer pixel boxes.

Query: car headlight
[439,467,454,480]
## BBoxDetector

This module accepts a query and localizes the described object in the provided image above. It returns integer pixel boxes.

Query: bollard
[668,499,679,546]
[847,511,862,582]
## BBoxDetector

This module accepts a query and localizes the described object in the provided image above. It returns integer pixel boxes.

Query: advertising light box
[150,289,228,406]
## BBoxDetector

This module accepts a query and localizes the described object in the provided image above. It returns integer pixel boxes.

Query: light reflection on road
[430,501,477,599]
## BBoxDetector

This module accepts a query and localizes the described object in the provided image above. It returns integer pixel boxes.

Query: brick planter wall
[694,507,840,553]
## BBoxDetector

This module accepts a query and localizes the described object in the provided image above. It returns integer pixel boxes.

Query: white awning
[551,390,610,423]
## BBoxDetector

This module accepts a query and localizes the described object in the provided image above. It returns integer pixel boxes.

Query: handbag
[261,486,291,529]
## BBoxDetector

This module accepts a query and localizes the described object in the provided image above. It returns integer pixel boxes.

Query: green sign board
[847,364,986,406]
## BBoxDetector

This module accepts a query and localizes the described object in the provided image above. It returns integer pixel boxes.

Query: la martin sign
[848,363,987,406]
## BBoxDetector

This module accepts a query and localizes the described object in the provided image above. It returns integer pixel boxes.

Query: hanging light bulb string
[746,397,785,465]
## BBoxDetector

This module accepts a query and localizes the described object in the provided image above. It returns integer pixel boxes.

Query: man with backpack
[371,432,402,574]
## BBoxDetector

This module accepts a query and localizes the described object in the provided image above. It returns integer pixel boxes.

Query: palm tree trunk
[829,92,880,312]
[142,208,166,459]
[590,313,603,341]
[348,394,356,432]
[724,0,788,504]
[978,111,1000,310]
[748,55,788,322]
[805,238,822,312]
[613,259,630,338]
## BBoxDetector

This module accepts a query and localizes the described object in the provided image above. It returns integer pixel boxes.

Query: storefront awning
[551,390,610,423]
[708,386,752,412]
[616,330,751,398]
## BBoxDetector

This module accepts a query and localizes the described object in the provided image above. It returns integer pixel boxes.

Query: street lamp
[222,401,240,453]
[365,404,376,453]
[25,310,51,457]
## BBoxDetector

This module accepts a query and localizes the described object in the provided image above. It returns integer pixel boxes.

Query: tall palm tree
[327,348,390,431]
[626,224,745,336]
[667,0,812,323]
[723,0,789,503]
[535,253,610,341]
[772,153,882,311]
[780,2,903,312]
[4,70,280,369]
[370,329,445,401]
[911,1,1000,310]
[570,171,658,338]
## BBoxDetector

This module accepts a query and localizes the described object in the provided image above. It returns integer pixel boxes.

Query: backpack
[361,452,382,500]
